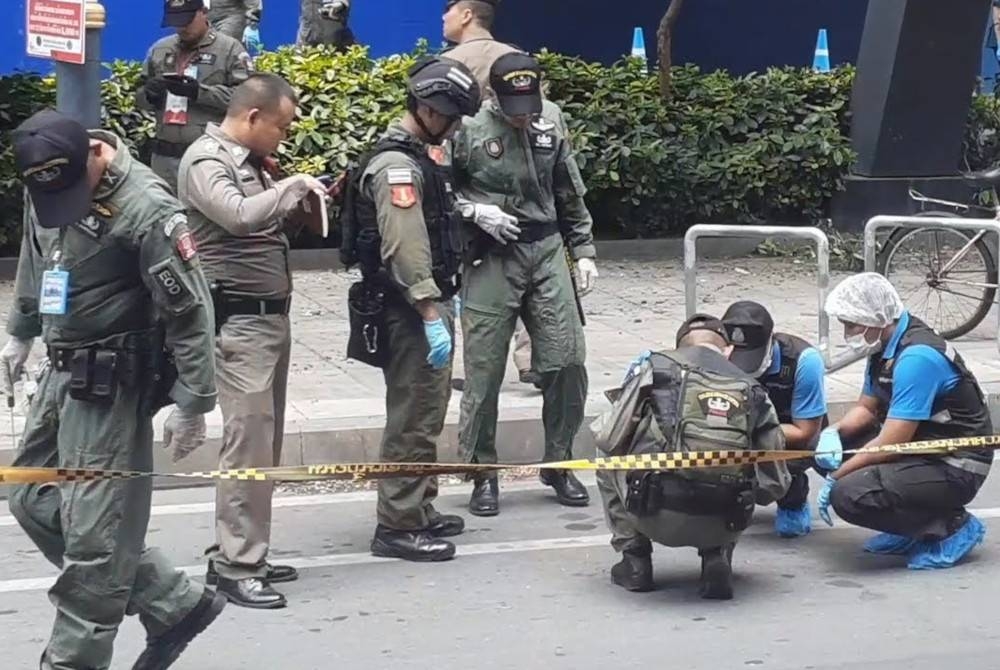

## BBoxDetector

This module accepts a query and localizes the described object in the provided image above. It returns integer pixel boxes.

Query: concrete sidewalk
[2,250,999,479]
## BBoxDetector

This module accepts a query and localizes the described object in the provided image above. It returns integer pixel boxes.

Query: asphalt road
[2,471,1000,669]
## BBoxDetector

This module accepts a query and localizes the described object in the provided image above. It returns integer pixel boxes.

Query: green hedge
[1,44,998,254]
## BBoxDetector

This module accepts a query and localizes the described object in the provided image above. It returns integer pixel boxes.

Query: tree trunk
[657,0,686,101]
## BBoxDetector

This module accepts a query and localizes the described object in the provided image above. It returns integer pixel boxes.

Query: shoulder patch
[176,230,198,261]
[164,212,186,237]
[386,168,414,185]
[484,138,504,159]
[390,185,417,209]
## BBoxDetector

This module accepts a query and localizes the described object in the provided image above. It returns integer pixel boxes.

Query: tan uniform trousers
[512,319,532,374]
[210,313,291,580]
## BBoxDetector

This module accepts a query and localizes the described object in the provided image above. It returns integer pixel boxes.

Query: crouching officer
[722,301,828,538]
[1,109,223,669]
[339,56,481,561]
[593,315,790,599]
[818,273,992,570]
[137,0,252,193]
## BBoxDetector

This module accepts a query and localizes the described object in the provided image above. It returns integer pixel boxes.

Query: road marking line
[3,507,1000,594]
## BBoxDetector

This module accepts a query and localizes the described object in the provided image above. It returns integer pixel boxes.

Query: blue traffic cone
[631,27,649,74]
[813,28,831,72]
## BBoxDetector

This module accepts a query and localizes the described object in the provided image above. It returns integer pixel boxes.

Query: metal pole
[55,2,105,127]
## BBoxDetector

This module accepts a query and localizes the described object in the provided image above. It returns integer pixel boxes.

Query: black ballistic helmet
[407,56,482,119]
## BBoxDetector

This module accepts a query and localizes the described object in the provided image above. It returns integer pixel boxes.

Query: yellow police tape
[2,434,999,485]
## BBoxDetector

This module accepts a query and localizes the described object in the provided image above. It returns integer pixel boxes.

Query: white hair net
[824,272,904,328]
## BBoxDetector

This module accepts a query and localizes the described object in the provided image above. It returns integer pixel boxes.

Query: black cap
[162,0,204,28]
[408,56,481,118]
[721,301,775,373]
[12,109,93,230]
[490,52,543,117]
[445,0,500,8]
[676,313,730,347]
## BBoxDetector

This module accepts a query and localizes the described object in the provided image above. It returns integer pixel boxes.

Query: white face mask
[753,340,775,377]
[846,328,882,354]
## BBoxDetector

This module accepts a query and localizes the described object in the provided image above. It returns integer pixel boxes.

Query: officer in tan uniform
[4,109,225,670]
[340,57,486,561]
[137,0,253,193]
[178,74,327,609]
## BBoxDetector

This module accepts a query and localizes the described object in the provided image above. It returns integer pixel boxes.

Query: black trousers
[830,456,986,541]
[777,463,811,511]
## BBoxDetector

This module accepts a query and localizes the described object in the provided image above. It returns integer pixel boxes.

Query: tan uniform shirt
[177,124,310,299]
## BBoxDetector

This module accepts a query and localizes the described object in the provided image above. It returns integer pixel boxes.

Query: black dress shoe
[131,589,227,670]
[371,525,456,562]
[427,514,466,538]
[451,378,465,392]
[215,577,287,610]
[206,561,299,586]
[698,545,734,600]
[519,370,543,390]
[610,549,654,593]
[539,469,590,507]
[469,476,499,516]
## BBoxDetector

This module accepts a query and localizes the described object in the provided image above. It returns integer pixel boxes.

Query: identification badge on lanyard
[163,64,199,126]
[40,268,69,315]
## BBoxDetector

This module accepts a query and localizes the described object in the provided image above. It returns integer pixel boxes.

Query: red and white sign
[26,0,86,65]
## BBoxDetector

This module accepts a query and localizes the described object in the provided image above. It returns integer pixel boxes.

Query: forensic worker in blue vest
[818,273,992,569]
[722,301,828,538]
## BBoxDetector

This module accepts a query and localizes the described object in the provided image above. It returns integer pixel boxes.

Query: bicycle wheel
[877,212,998,339]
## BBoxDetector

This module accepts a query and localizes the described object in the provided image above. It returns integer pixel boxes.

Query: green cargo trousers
[8,365,204,670]
[458,233,588,466]
[377,299,455,530]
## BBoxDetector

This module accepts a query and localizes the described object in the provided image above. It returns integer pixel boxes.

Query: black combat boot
[370,525,456,562]
[427,514,466,538]
[698,544,734,600]
[469,476,499,516]
[539,468,590,507]
[610,548,654,592]
[131,589,227,670]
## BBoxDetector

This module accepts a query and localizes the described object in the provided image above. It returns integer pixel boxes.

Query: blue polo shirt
[765,342,827,420]
[862,312,961,421]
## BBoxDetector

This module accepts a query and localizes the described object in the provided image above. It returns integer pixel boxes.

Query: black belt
[224,296,292,316]
[516,221,560,243]
[152,139,192,158]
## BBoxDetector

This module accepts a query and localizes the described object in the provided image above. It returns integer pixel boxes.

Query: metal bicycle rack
[861,214,1000,360]
[683,225,831,363]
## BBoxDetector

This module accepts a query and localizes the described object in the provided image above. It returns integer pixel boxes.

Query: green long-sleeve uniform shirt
[6,131,217,413]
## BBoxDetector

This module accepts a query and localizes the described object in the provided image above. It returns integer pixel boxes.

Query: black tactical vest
[866,315,993,466]
[759,333,829,427]
[340,135,463,298]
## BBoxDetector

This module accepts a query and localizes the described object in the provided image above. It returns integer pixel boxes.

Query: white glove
[576,258,598,295]
[282,174,328,199]
[162,407,207,463]
[473,204,521,245]
[0,337,33,396]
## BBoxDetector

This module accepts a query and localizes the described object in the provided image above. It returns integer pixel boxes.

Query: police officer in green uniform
[137,0,253,193]
[342,57,482,561]
[451,53,599,516]
[594,315,790,600]
[2,110,224,669]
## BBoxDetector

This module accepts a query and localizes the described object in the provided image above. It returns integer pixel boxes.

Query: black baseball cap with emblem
[490,52,543,117]
[12,109,93,230]
[675,313,730,347]
[721,301,775,373]
[162,0,204,28]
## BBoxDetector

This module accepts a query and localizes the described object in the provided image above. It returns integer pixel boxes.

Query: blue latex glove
[453,295,462,319]
[423,319,452,370]
[242,25,263,56]
[623,350,652,384]
[815,427,843,471]
[817,475,837,526]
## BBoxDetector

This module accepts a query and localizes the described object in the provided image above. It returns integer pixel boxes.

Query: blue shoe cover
[775,504,812,538]
[863,532,918,555]
[907,515,986,570]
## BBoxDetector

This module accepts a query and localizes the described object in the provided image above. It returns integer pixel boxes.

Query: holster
[68,349,119,405]
[625,470,756,532]
[347,278,390,369]
[148,327,178,416]
[209,281,227,335]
